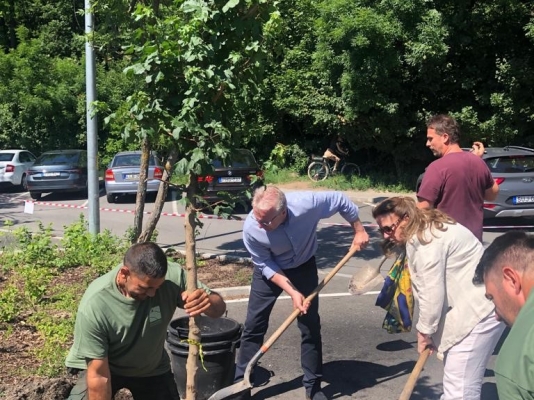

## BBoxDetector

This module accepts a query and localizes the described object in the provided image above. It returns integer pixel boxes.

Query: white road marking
[318,270,352,278]
[225,291,379,303]
[12,192,28,201]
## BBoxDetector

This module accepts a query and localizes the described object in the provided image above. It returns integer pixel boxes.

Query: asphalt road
[1,186,531,399]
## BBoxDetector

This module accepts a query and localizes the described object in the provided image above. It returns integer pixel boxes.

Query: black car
[416,146,534,218]
[26,150,88,200]
[197,149,264,204]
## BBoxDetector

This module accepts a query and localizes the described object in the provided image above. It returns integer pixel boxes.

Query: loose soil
[0,257,253,400]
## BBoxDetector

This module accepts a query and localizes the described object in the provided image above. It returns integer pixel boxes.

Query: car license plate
[43,172,61,177]
[513,195,534,204]
[219,177,242,183]
[124,173,139,181]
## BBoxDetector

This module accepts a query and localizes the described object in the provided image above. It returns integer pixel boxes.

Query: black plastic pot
[167,316,242,400]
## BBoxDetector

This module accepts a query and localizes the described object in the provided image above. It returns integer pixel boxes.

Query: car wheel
[19,174,28,192]
[106,193,115,203]
[30,192,41,200]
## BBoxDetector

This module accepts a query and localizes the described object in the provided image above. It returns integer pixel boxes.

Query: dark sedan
[197,149,264,205]
[26,150,88,200]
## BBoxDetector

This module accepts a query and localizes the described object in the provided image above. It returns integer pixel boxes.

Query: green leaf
[222,0,240,13]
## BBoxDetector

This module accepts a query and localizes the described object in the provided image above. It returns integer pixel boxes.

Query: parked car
[0,150,37,191]
[26,150,88,200]
[197,149,264,204]
[105,151,163,203]
[416,146,534,218]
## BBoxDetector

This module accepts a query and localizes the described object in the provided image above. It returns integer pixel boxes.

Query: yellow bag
[375,251,414,333]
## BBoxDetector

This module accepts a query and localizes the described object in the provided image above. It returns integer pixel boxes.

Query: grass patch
[264,168,416,192]
[263,169,308,185]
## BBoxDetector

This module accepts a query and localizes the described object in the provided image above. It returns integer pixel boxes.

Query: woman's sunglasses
[379,214,406,235]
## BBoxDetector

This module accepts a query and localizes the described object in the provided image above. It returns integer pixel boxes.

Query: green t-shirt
[495,292,534,399]
[65,261,211,377]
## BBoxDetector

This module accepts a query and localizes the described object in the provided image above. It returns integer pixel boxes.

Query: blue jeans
[234,257,323,392]
[67,369,180,400]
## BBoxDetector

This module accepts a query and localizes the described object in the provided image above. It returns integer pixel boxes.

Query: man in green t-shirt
[66,242,226,400]
[474,231,534,399]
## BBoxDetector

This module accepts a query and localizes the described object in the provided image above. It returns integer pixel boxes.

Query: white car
[0,149,37,191]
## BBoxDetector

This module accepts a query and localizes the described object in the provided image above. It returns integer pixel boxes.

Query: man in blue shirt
[234,186,369,400]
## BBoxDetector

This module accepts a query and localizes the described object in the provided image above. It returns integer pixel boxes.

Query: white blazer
[405,222,495,357]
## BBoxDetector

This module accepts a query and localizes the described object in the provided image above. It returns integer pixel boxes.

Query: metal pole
[85,0,100,234]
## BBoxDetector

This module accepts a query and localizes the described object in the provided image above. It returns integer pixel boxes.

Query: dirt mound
[0,377,75,400]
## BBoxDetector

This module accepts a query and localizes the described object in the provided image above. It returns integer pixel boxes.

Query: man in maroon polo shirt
[417,114,499,241]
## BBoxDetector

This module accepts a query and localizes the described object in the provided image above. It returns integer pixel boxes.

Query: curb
[164,248,252,265]
[216,285,251,299]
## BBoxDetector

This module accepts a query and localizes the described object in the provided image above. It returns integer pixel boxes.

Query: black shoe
[306,389,327,400]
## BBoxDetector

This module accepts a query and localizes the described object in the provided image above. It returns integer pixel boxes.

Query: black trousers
[67,369,181,400]
[234,257,323,392]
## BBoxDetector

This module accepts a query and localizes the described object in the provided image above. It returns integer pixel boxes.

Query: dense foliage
[0,0,533,177]
[0,215,128,376]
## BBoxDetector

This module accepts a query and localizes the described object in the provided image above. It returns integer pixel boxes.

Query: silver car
[481,146,534,218]
[105,151,163,203]
[416,146,534,218]
[0,150,37,191]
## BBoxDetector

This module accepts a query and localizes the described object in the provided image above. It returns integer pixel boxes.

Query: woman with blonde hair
[372,197,504,400]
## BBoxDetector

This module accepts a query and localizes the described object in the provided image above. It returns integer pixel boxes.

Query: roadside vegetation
[0,215,250,385]
[0,216,128,378]
[1,0,533,181]
[261,143,416,192]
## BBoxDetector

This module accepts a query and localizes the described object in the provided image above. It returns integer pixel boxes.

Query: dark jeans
[234,257,322,392]
[67,369,181,400]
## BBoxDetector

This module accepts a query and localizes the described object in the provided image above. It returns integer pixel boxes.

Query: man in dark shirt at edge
[416,114,499,241]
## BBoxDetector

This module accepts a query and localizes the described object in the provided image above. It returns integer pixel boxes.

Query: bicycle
[307,156,360,182]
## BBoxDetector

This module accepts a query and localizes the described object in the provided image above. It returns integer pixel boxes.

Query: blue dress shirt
[243,191,360,279]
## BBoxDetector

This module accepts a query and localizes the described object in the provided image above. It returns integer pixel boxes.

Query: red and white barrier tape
[24,200,229,220]
[24,201,534,229]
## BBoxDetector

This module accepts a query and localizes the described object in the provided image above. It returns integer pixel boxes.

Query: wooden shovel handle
[261,246,359,351]
[398,348,431,400]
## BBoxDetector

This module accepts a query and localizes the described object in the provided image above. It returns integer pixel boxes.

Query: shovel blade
[207,380,252,400]
[348,264,384,295]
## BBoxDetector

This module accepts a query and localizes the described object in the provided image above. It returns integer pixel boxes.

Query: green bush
[263,143,310,174]
[0,217,130,376]
[60,214,128,274]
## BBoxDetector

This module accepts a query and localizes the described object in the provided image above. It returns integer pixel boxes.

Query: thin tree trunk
[185,174,200,400]
[137,146,179,242]
[132,138,150,243]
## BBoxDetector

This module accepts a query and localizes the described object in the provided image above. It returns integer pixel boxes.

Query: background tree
[0,0,533,185]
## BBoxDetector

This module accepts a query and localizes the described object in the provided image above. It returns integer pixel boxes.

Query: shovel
[348,255,388,295]
[207,246,360,400]
[398,347,431,400]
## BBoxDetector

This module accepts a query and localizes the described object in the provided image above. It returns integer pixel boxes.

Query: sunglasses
[253,209,285,227]
[379,214,406,235]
